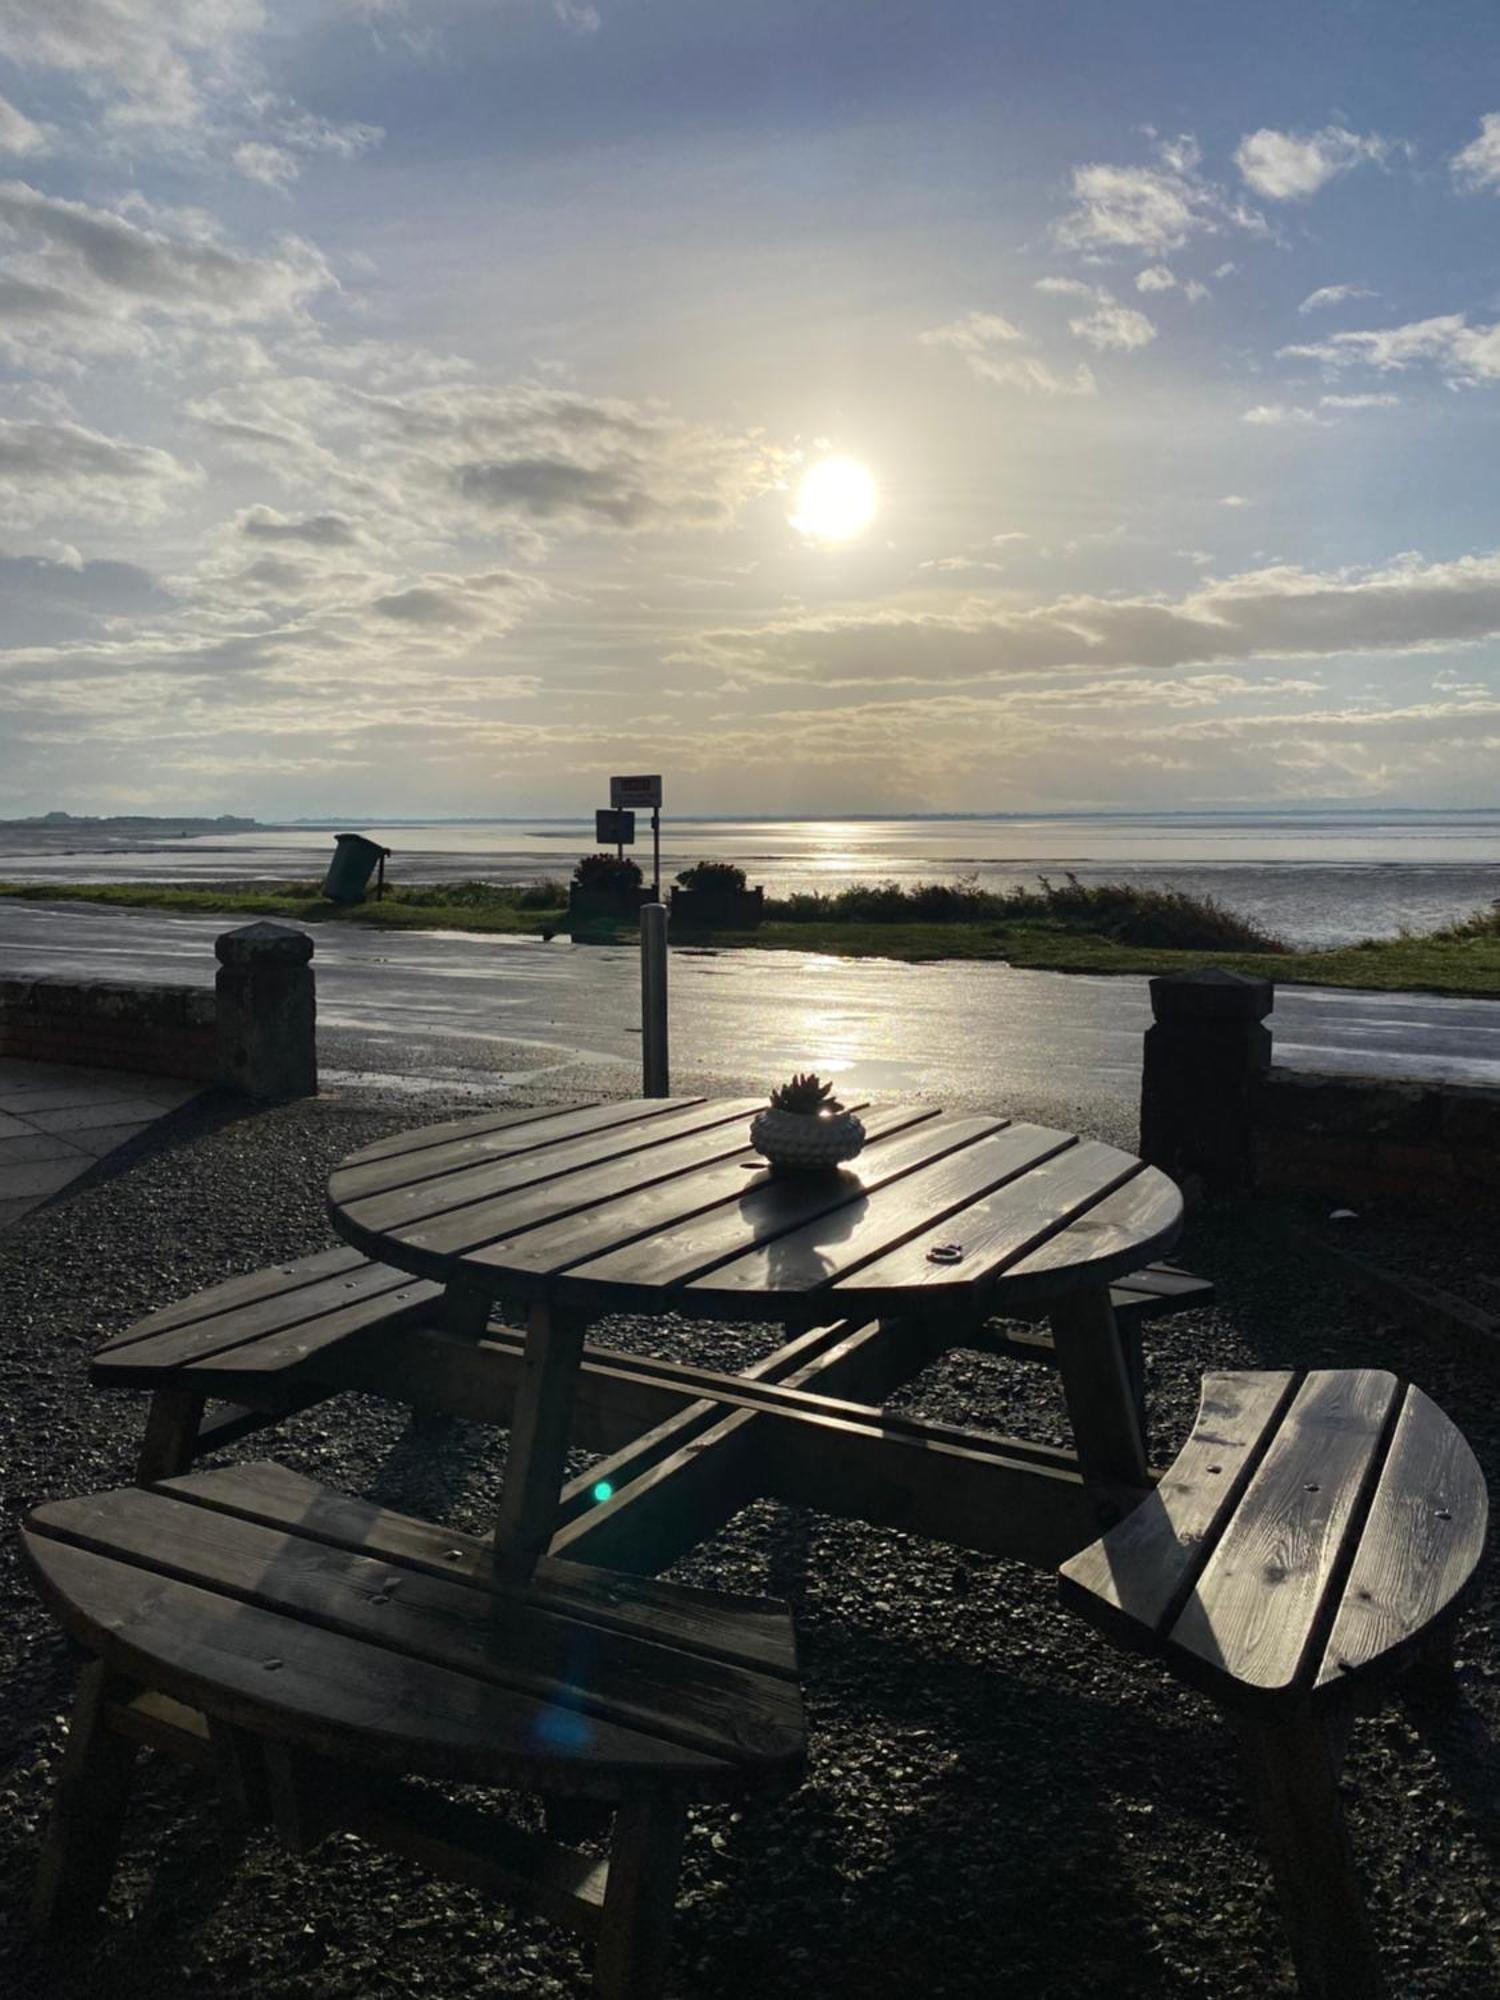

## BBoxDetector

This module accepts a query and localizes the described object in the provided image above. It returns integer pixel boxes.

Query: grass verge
[3,876,1497,998]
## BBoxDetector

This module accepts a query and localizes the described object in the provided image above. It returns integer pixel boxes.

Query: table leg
[1047,1283,1149,1497]
[442,1277,492,1338]
[493,1299,588,1577]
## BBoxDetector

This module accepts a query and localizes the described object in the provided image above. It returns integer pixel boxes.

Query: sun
[792,456,877,542]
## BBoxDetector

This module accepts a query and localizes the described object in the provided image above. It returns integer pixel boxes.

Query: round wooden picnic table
[328,1096,1183,1574]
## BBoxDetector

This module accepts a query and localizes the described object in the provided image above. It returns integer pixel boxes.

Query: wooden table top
[328,1097,1183,1322]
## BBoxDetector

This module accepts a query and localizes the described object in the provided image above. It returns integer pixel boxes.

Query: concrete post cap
[1148,967,1274,1023]
[215,920,315,967]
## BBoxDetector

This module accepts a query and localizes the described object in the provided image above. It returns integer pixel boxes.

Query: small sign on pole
[595,808,635,848]
[610,775,662,809]
[610,774,663,897]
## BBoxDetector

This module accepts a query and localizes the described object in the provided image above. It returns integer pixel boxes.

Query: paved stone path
[0,1060,200,1232]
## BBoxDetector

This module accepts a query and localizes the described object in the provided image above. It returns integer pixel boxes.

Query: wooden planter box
[669,886,764,930]
[568,884,650,931]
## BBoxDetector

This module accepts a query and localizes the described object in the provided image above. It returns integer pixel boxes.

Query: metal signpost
[609,774,663,899]
[609,776,667,1095]
[595,807,635,864]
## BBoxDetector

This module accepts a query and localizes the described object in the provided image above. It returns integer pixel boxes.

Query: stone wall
[0,975,217,1081]
[1138,968,1499,1205]
[1254,1068,1500,1200]
[0,921,318,1098]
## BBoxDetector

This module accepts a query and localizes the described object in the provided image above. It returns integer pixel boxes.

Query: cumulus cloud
[0,94,48,155]
[1069,300,1156,351]
[0,417,199,526]
[1054,134,1263,254]
[1281,313,1500,385]
[1243,404,1327,427]
[689,549,1500,690]
[187,374,787,548]
[0,1,262,132]
[1298,282,1375,314]
[1451,112,1500,192]
[1234,125,1389,200]
[239,506,359,546]
[1135,265,1176,293]
[919,311,1097,395]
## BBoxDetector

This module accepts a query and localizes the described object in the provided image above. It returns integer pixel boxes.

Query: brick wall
[1253,1068,1500,1201]
[0,975,217,1082]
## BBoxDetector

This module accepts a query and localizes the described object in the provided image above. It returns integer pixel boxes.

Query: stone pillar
[1139,969,1273,1197]
[215,922,316,1100]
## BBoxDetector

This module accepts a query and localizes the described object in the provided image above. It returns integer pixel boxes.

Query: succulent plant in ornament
[750,1071,866,1172]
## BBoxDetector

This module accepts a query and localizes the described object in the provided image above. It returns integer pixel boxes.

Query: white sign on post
[610,774,662,809]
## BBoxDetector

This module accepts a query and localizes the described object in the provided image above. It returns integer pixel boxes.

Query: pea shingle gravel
[1,1080,1498,2000]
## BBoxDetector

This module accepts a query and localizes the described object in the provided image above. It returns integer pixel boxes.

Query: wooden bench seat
[1059,1368,1488,1998]
[23,1460,806,1998]
[94,1243,1212,1486]
[92,1245,448,1479]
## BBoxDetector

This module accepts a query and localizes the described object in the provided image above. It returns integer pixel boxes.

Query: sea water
[0,810,1496,950]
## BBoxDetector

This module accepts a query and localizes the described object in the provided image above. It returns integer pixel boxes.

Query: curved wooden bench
[1059,1368,1487,1999]
[23,1461,806,1998]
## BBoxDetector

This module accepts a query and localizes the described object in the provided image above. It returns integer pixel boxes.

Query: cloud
[919,311,1096,394]
[1054,133,1264,253]
[0,550,171,646]
[1298,282,1375,314]
[1069,300,1156,351]
[0,417,199,525]
[1218,495,1252,507]
[1281,313,1500,384]
[1242,404,1327,427]
[239,506,359,547]
[1234,125,1389,200]
[0,1,262,131]
[1135,265,1176,293]
[1243,394,1397,426]
[0,94,48,155]
[690,548,1500,690]
[1451,112,1500,192]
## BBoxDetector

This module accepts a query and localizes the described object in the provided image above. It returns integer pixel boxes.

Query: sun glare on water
[792,456,876,542]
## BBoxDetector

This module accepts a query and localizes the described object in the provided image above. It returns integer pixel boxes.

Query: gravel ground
[2,1074,1498,2000]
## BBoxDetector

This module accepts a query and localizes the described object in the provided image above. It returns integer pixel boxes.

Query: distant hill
[4,812,259,834]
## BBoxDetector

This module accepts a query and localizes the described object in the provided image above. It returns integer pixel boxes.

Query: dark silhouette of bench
[92,1246,1212,1480]
[1059,1368,1488,1999]
[23,1461,806,1999]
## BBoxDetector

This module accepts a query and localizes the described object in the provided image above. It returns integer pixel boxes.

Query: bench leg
[494,1301,589,1579]
[1236,1704,1386,2000]
[32,1661,139,1933]
[136,1383,207,1482]
[1048,1283,1149,1500]
[593,1797,688,2000]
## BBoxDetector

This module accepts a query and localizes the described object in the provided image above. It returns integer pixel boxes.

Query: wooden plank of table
[1059,1370,1297,1644]
[382,1099,901,1273]
[24,1532,731,1791]
[155,1459,800,1678]
[28,1486,803,1769]
[822,1139,1142,1307]
[331,1098,728,1209]
[675,1121,1082,1307]
[987,1170,1185,1307]
[1168,1368,1401,1696]
[335,1103,596,1173]
[1315,1383,1489,1690]
[185,1283,446,1387]
[461,1104,939,1284]
[93,1260,436,1381]
[333,1099,744,1238]
[559,1114,1010,1305]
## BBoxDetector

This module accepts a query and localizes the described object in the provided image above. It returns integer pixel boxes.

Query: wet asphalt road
[2,899,1497,1110]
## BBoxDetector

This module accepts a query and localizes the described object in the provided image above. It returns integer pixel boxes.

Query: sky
[0,0,1498,819]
